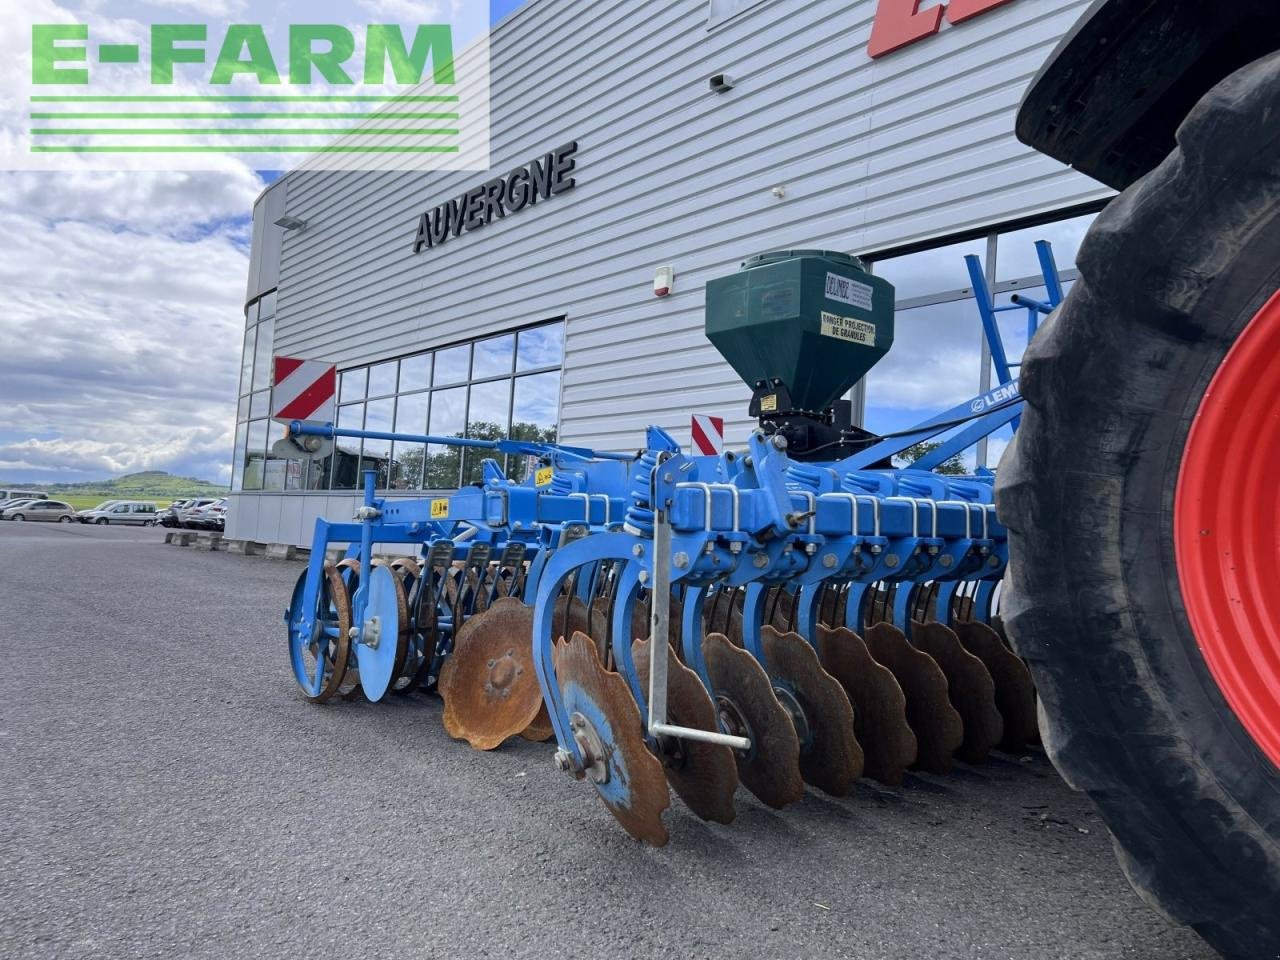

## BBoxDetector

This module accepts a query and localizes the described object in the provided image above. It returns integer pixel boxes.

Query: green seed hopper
[705,250,896,459]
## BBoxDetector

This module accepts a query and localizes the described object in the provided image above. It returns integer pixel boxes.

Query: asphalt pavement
[0,521,1219,960]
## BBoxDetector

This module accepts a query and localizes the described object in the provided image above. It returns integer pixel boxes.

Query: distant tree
[415,420,558,489]
[893,440,968,476]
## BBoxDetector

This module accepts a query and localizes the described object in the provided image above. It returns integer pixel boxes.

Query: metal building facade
[230,0,1109,547]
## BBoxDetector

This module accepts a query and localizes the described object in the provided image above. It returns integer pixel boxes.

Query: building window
[319,319,564,493]
[232,290,278,492]
[863,212,1096,467]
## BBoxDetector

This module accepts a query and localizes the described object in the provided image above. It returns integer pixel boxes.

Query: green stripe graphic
[30,95,459,103]
[98,44,140,64]
[31,145,462,153]
[29,112,460,120]
[31,128,460,136]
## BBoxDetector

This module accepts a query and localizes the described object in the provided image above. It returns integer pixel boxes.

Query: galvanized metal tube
[650,722,751,750]
[647,507,671,739]
[644,508,751,750]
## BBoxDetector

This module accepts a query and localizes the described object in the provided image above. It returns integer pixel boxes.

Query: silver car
[3,500,77,522]
[179,498,220,528]
[78,501,159,526]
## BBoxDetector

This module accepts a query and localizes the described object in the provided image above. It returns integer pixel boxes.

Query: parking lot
[1,521,1217,960]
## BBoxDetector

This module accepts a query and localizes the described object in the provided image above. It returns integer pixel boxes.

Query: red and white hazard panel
[690,414,725,456]
[272,356,337,423]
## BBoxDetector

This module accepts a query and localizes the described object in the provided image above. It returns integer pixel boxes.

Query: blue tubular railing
[965,239,1067,390]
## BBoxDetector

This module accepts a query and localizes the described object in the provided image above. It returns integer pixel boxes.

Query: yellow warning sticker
[430,498,449,519]
[760,394,778,413]
[535,467,554,487]
[820,311,877,347]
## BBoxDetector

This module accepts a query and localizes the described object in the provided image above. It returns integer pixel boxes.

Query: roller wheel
[286,564,353,703]
[354,563,407,702]
[997,52,1280,959]
[555,631,671,845]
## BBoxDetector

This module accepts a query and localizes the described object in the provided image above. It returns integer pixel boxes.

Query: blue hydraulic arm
[289,420,634,463]
[837,380,1023,471]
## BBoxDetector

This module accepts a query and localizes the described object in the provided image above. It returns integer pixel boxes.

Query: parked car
[157,500,189,528]
[76,499,123,518]
[0,497,41,512]
[78,501,159,526]
[179,498,220,528]
[2,500,77,522]
[186,498,227,530]
[0,489,47,502]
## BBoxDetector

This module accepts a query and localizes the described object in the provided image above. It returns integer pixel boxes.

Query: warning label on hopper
[824,272,875,310]
[820,311,878,347]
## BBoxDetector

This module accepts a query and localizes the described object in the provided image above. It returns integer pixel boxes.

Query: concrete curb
[165,532,307,561]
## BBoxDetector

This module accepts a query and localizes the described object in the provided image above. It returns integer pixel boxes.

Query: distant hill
[3,471,227,500]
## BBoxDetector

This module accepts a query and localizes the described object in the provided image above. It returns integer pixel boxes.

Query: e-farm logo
[10,3,491,173]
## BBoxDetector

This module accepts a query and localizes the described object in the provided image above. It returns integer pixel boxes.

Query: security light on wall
[274,215,308,232]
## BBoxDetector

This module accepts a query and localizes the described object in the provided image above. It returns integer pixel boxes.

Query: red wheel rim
[1175,288,1280,768]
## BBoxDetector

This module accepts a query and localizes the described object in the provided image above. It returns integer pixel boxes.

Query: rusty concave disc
[816,624,917,786]
[555,631,671,846]
[953,619,1039,753]
[439,597,544,751]
[911,620,1003,765]
[761,627,863,796]
[702,632,804,809]
[864,623,963,774]
[632,636,738,824]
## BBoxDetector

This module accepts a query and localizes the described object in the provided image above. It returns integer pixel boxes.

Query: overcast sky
[0,0,529,486]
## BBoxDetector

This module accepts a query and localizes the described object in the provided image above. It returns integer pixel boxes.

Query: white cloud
[0,167,262,484]
[138,0,252,15]
[357,0,445,18]
[7,167,263,233]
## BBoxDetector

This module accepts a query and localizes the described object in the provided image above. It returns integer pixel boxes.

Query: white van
[0,489,47,502]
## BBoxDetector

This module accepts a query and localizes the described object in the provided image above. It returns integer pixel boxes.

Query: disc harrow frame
[279,243,1065,842]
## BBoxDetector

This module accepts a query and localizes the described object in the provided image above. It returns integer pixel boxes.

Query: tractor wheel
[996,52,1280,960]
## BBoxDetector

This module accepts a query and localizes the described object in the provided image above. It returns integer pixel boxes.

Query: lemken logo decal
[868,0,1019,59]
[412,142,579,253]
[970,380,1021,414]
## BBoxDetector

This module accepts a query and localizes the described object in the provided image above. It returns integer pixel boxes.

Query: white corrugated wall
[235,0,1109,546]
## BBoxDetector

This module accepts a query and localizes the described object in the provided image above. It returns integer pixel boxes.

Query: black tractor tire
[997,53,1280,960]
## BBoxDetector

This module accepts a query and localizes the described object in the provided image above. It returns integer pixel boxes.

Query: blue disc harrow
[280,245,1062,844]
